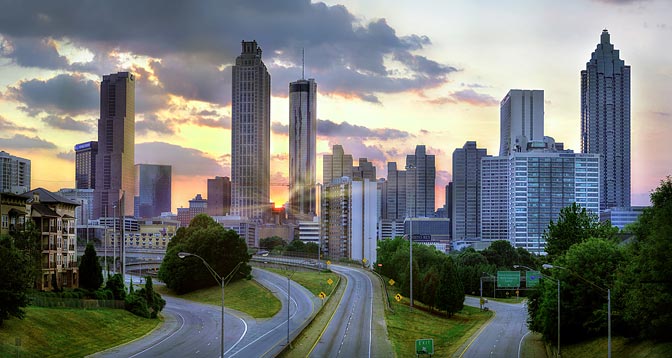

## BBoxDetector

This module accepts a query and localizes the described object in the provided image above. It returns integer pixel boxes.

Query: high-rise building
[207,176,232,216]
[352,158,377,182]
[177,194,207,227]
[134,164,171,218]
[0,150,30,194]
[288,78,317,220]
[581,29,631,210]
[385,162,406,221]
[452,141,488,240]
[75,141,98,189]
[322,145,353,185]
[445,182,453,238]
[500,89,544,156]
[231,41,271,221]
[94,72,135,219]
[479,156,510,241]
[405,145,435,218]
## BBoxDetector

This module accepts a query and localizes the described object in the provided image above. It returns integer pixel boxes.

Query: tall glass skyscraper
[405,145,435,218]
[581,29,630,210]
[134,164,171,218]
[452,141,488,240]
[75,141,97,189]
[231,41,271,221]
[288,78,317,220]
[94,72,135,218]
[500,90,544,156]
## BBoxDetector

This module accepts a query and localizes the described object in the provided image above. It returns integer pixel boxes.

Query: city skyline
[0,1,670,211]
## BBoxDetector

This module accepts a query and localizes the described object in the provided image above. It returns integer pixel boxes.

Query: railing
[29,296,125,309]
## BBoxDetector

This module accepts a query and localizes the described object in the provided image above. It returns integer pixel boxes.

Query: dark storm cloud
[42,115,94,132]
[318,119,412,140]
[0,115,35,132]
[0,134,56,149]
[136,115,176,136]
[0,36,69,69]
[133,66,171,114]
[136,142,223,176]
[9,74,98,115]
[0,0,456,102]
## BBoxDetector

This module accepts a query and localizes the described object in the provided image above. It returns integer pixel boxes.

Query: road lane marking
[307,274,348,357]
[457,308,497,358]
[518,330,531,358]
[128,311,186,358]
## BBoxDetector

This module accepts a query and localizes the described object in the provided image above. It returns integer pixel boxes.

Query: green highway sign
[526,271,541,287]
[415,338,434,355]
[497,271,521,288]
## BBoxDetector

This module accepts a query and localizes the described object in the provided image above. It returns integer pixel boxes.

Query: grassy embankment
[0,307,160,358]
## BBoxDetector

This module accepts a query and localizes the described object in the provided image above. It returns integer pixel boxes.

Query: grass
[559,336,672,358]
[264,268,340,296]
[385,286,493,357]
[488,296,526,304]
[155,278,282,318]
[0,306,160,358]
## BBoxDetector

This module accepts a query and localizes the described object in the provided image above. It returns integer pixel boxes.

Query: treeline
[376,237,463,316]
[259,236,319,256]
[528,177,672,344]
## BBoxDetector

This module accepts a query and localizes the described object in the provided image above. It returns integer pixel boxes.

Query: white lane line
[128,311,186,358]
[224,314,248,356]
[367,269,373,358]
[518,330,531,358]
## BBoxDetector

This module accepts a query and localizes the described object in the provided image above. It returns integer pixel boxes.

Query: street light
[178,252,242,358]
[515,265,561,358]
[543,264,611,358]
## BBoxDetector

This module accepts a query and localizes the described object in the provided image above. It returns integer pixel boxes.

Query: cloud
[0,134,56,149]
[57,150,74,161]
[193,115,231,129]
[329,140,387,165]
[9,73,99,116]
[426,89,499,107]
[135,114,176,135]
[272,153,289,161]
[593,0,649,4]
[0,36,70,69]
[318,119,412,140]
[135,141,224,177]
[42,114,94,132]
[271,121,289,135]
[150,57,231,104]
[0,115,36,132]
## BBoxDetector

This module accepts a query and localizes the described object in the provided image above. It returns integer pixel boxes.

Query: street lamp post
[112,204,117,274]
[408,218,415,308]
[178,252,234,358]
[543,264,611,358]
[515,265,560,358]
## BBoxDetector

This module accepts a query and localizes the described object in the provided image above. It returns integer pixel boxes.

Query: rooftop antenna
[302,47,305,80]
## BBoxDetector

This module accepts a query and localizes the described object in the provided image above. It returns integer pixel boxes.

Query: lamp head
[513,265,520,268]
[178,252,192,259]
[542,264,554,269]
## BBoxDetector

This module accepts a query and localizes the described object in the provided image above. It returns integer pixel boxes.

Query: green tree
[285,239,306,252]
[482,240,519,269]
[543,203,618,258]
[0,236,34,326]
[79,242,103,290]
[617,177,672,340]
[105,273,126,300]
[259,236,286,251]
[436,256,464,317]
[159,214,251,294]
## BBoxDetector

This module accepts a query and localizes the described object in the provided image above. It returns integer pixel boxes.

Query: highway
[91,268,318,358]
[456,296,529,358]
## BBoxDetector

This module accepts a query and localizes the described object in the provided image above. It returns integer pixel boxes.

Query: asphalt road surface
[456,296,529,358]
[91,268,318,358]
[309,265,375,358]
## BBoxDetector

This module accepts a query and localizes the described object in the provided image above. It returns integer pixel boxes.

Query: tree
[79,242,103,290]
[436,256,464,317]
[105,273,126,300]
[482,240,519,269]
[259,236,286,251]
[286,239,306,252]
[159,214,251,294]
[543,203,618,258]
[0,235,34,326]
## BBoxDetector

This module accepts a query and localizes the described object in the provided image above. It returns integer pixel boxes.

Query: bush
[125,293,150,318]
[94,289,113,300]
[105,274,126,300]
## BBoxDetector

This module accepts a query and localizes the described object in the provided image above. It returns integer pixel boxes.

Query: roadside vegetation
[264,268,339,296]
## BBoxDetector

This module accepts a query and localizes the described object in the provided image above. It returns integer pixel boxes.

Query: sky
[0,0,670,212]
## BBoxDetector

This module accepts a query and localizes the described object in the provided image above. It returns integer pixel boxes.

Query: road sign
[395,293,403,302]
[415,338,434,355]
[327,278,334,285]
[326,260,331,265]
[389,279,395,286]
[526,271,541,287]
[318,291,326,299]
[497,271,521,288]
[362,258,368,264]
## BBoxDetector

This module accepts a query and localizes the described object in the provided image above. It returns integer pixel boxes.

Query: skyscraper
[288,78,317,220]
[231,41,271,221]
[385,162,406,221]
[500,90,544,156]
[75,141,97,189]
[94,72,135,218]
[134,164,171,218]
[207,176,232,216]
[0,150,30,194]
[452,141,488,240]
[352,158,377,182]
[405,145,435,218]
[581,29,631,210]
[322,144,353,185]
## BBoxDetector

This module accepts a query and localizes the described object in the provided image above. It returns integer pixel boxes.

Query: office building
[405,145,435,218]
[289,78,317,220]
[500,90,544,156]
[452,141,488,240]
[298,217,320,244]
[385,162,406,220]
[480,156,510,241]
[177,194,207,227]
[352,158,377,182]
[323,144,353,185]
[0,150,30,194]
[581,29,631,210]
[134,164,172,218]
[94,72,135,219]
[600,206,645,230]
[445,182,453,237]
[207,176,232,216]
[57,188,95,227]
[231,40,271,221]
[75,141,98,189]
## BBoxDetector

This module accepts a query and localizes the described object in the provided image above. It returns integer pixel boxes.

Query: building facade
[500,90,544,156]
[581,29,631,210]
[94,72,135,219]
[134,164,172,218]
[352,158,377,182]
[323,144,353,186]
[452,141,489,240]
[207,176,232,216]
[75,141,98,189]
[0,150,30,194]
[231,41,271,221]
[176,194,207,227]
[288,78,317,220]
[405,145,435,218]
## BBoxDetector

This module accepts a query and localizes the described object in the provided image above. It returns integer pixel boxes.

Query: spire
[302,47,305,80]
[601,29,610,44]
